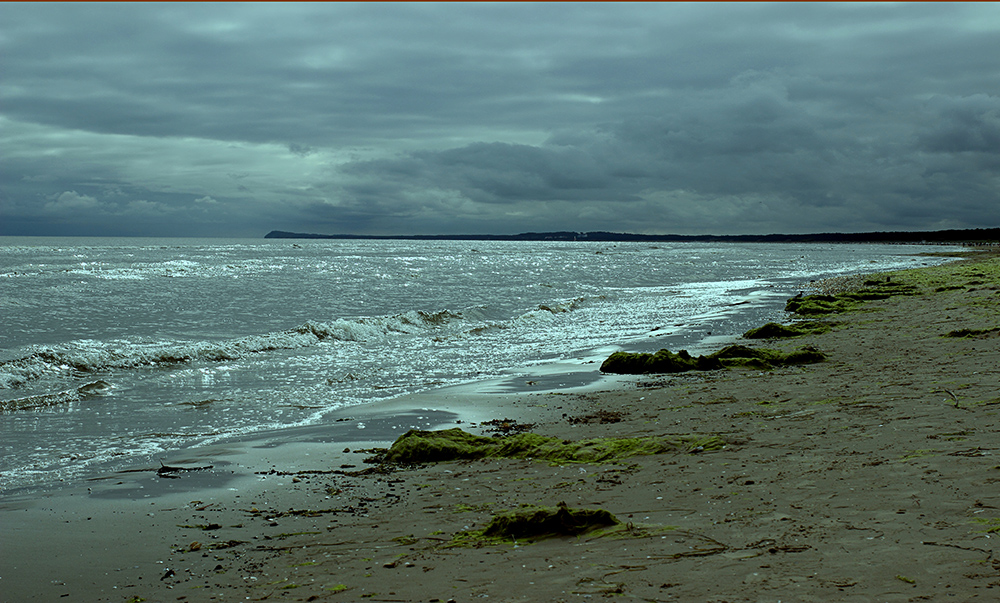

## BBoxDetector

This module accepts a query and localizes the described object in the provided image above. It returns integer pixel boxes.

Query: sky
[2,2,999,238]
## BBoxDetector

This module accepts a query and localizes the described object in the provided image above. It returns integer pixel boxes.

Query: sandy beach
[4,249,1000,603]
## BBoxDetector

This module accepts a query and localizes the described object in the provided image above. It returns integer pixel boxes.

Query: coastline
[4,250,1000,602]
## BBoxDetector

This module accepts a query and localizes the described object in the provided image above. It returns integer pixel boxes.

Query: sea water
[0,237,958,495]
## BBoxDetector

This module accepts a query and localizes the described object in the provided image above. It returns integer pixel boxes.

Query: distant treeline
[265,228,1000,244]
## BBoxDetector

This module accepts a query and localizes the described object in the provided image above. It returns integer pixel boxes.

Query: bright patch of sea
[0,237,960,494]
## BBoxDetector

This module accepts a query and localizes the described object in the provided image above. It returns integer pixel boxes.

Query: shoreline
[0,249,835,500]
[5,240,949,499]
[3,250,998,602]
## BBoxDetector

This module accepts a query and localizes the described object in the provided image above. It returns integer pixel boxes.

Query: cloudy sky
[2,3,998,237]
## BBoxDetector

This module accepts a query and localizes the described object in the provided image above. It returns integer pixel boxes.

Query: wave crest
[0,380,111,412]
[0,308,468,388]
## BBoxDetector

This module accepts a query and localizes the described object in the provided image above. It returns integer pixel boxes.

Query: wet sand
[5,250,1000,602]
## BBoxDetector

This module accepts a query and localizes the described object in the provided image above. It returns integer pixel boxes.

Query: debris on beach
[114,461,216,479]
[567,409,625,424]
[481,418,535,434]
[155,461,215,479]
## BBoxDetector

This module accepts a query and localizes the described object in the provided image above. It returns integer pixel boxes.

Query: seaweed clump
[480,502,619,541]
[600,349,721,374]
[743,321,832,339]
[600,344,826,375]
[784,294,860,316]
[711,344,827,369]
[567,409,625,425]
[942,327,1000,339]
[449,502,676,548]
[377,428,722,466]
[785,282,920,316]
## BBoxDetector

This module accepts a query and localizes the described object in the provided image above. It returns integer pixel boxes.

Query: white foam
[0,308,474,389]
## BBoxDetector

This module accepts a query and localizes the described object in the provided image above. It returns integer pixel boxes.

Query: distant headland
[265,229,1000,244]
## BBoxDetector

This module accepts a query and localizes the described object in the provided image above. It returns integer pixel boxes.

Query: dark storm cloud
[918,94,1000,154]
[1,2,998,236]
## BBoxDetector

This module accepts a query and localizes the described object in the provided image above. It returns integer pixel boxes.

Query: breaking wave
[0,309,465,388]
[0,303,591,389]
[0,380,111,412]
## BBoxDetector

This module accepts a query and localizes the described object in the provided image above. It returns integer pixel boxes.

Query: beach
[4,249,1000,602]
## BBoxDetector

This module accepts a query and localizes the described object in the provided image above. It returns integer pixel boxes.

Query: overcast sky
[2,3,998,237]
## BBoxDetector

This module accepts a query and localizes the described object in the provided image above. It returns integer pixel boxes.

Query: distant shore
[6,250,1000,602]
[265,227,1000,244]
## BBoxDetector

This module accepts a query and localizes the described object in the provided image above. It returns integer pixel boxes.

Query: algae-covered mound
[380,427,495,463]
[784,294,859,315]
[785,282,921,316]
[711,344,827,369]
[943,327,1000,339]
[743,321,832,339]
[600,344,826,374]
[599,348,722,374]
[481,502,620,541]
[379,428,723,465]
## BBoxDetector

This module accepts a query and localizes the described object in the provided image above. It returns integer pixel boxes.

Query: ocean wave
[0,380,111,412]
[0,298,591,388]
[295,309,465,341]
[457,296,601,338]
[520,295,603,321]
[536,295,600,314]
[0,308,469,388]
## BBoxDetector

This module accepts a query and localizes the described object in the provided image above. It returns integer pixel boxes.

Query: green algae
[899,449,941,461]
[928,430,970,442]
[448,502,676,547]
[206,539,247,550]
[481,502,619,541]
[392,535,419,546]
[876,255,1000,298]
[969,517,1000,534]
[743,321,832,339]
[600,348,722,373]
[943,327,1000,338]
[600,344,826,374]
[784,294,861,315]
[378,427,723,466]
[711,344,827,367]
[454,502,493,513]
[272,531,322,539]
[784,281,921,316]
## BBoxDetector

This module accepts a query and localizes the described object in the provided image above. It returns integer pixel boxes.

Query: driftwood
[156,461,214,478]
[115,461,215,479]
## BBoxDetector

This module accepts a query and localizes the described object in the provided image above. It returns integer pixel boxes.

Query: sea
[0,237,961,497]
